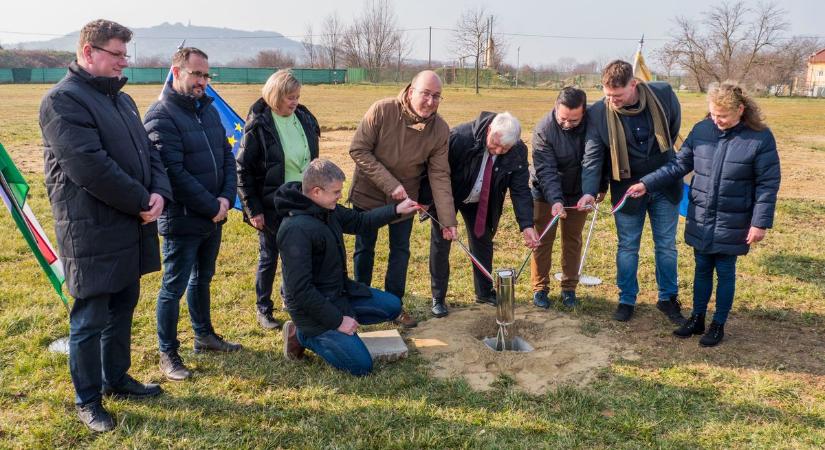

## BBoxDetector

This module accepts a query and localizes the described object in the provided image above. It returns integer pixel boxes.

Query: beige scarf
[605,79,672,180]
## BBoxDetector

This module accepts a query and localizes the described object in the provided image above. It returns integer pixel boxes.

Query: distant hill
[0,50,74,68]
[14,22,308,65]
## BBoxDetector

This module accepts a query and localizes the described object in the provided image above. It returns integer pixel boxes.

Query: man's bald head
[407,70,443,119]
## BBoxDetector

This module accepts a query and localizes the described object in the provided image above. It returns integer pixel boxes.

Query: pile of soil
[407,305,638,394]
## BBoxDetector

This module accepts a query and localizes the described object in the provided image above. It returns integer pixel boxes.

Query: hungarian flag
[0,143,69,307]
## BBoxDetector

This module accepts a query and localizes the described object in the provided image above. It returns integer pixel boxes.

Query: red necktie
[474,155,494,238]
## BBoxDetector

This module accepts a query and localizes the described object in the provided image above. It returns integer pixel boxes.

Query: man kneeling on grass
[276,159,418,375]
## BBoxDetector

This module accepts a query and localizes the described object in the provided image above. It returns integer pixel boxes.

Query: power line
[1,27,821,42]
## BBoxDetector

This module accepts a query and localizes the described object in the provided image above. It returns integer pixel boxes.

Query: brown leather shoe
[393,310,418,328]
[282,321,305,360]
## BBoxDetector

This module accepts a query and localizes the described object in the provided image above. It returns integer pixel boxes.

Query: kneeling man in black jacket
[276,159,418,376]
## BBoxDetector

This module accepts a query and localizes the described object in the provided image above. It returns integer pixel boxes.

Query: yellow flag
[633,50,652,82]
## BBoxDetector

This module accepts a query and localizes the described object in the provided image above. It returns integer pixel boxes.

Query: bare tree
[254,50,296,68]
[660,1,789,91]
[451,7,503,93]
[134,54,167,67]
[342,0,403,82]
[302,23,316,68]
[752,36,823,95]
[321,12,344,69]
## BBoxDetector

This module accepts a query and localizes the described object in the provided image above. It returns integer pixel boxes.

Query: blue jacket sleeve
[641,130,695,192]
[582,106,607,196]
[220,127,238,203]
[750,131,781,229]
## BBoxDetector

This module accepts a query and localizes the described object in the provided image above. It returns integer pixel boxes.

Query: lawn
[1,83,824,449]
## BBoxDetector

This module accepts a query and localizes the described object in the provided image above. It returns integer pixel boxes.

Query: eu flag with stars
[204,84,245,210]
[161,71,245,210]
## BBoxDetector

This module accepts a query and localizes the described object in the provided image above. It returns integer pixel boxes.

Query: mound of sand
[407,305,637,394]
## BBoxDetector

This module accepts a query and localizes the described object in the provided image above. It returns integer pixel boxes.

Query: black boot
[673,313,705,338]
[431,298,448,318]
[76,400,115,432]
[613,303,634,322]
[656,295,687,325]
[699,321,725,347]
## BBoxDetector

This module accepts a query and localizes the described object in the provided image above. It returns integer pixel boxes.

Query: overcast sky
[2,0,822,67]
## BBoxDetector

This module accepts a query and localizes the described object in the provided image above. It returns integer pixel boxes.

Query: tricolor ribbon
[611,191,632,214]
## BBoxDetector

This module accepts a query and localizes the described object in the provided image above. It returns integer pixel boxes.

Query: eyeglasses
[91,45,131,60]
[183,69,211,80]
[414,89,443,102]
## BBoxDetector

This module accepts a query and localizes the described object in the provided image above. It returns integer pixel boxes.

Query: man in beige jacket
[348,70,457,328]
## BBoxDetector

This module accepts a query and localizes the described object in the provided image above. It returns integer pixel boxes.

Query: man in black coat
[144,47,240,383]
[39,20,172,432]
[276,159,418,376]
[577,60,685,324]
[530,87,606,309]
[425,112,538,318]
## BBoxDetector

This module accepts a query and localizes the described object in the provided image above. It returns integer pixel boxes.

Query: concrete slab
[360,329,408,362]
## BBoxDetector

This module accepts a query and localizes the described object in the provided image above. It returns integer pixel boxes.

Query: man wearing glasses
[39,19,172,432]
[348,70,458,328]
[530,87,607,310]
[144,47,241,383]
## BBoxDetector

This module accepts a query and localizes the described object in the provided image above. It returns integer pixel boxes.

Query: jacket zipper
[195,112,220,229]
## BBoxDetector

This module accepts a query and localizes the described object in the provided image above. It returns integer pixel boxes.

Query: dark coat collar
[68,61,127,96]
[160,81,214,113]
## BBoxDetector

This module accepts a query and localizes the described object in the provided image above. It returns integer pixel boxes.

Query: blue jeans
[692,250,738,324]
[255,228,279,314]
[613,192,679,305]
[69,280,139,405]
[353,213,413,301]
[296,288,402,376]
[156,228,222,353]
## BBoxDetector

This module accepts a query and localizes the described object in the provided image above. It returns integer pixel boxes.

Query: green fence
[0,67,347,84]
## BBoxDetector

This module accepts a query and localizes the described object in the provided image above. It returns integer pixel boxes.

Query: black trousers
[69,280,140,405]
[429,203,495,301]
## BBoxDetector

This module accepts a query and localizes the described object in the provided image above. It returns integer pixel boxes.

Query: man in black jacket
[39,20,172,432]
[577,60,685,324]
[530,87,606,309]
[276,159,417,376]
[426,112,538,318]
[144,47,240,383]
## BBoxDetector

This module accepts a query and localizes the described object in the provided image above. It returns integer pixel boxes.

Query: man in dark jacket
[144,47,240,383]
[425,112,538,317]
[276,159,418,376]
[39,20,172,432]
[577,60,685,324]
[530,87,606,309]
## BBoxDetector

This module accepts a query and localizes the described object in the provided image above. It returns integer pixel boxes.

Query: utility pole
[515,47,520,88]
[428,26,432,68]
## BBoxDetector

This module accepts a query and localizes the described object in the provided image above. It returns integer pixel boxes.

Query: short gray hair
[302,159,345,194]
[489,112,521,147]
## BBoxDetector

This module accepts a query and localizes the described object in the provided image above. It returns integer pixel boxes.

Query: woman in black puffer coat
[628,81,780,347]
[236,69,320,330]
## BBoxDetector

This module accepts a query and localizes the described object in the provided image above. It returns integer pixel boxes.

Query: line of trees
[657,1,822,93]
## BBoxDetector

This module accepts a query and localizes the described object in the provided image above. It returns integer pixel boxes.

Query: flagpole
[633,34,644,74]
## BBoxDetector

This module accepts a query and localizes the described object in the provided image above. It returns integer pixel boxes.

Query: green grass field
[1,83,824,449]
